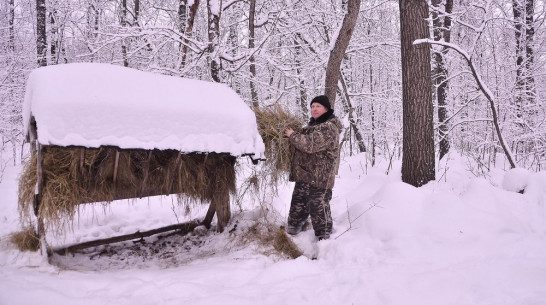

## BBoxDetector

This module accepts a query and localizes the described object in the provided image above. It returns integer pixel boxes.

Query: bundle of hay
[10,226,40,252]
[18,146,236,233]
[254,105,303,182]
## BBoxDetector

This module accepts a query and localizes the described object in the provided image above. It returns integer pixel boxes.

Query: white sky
[23,63,264,159]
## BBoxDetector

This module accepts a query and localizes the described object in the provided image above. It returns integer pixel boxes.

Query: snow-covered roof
[23,63,265,158]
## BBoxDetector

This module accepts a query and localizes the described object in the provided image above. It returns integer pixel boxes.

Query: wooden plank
[53,220,200,255]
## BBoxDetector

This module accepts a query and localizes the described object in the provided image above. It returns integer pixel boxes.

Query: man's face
[311,103,328,119]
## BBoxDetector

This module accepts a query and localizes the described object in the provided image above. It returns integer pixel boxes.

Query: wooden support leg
[34,142,49,256]
[202,201,216,229]
[214,189,230,233]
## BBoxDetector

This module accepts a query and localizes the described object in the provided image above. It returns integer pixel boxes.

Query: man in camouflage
[284,95,342,240]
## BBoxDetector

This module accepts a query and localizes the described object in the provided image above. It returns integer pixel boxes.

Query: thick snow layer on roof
[23,63,264,157]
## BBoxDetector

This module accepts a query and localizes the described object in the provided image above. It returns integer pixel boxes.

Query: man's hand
[284,128,294,138]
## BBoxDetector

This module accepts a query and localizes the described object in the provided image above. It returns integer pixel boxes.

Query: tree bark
[295,37,308,116]
[399,0,435,187]
[180,0,199,68]
[513,0,536,117]
[249,0,258,107]
[9,0,15,51]
[323,0,360,108]
[49,9,58,64]
[207,0,221,82]
[525,0,535,105]
[134,0,140,25]
[340,73,366,153]
[432,0,453,160]
[121,0,129,67]
[36,0,47,67]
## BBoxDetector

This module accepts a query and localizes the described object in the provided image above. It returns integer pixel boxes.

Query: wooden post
[202,201,216,229]
[211,174,230,233]
[34,142,48,256]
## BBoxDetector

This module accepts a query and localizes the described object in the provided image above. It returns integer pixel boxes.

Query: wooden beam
[53,220,200,255]
[202,201,216,229]
[34,142,48,256]
[33,141,43,217]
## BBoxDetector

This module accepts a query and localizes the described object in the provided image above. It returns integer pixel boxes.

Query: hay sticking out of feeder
[18,146,236,233]
[10,226,40,252]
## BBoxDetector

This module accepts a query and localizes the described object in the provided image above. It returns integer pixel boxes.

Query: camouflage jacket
[289,112,342,190]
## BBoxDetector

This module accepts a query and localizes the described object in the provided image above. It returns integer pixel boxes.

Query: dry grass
[254,105,303,184]
[273,226,303,259]
[18,147,236,233]
[239,222,303,259]
[10,226,40,252]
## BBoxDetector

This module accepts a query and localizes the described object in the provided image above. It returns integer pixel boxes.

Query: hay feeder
[20,63,265,255]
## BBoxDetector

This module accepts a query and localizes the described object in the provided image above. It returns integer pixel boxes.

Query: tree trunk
[134,0,140,25]
[340,73,366,153]
[9,0,15,51]
[121,0,129,67]
[513,0,536,117]
[399,0,435,187]
[36,0,47,67]
[524,0,535,106]
[49,9,58,64]
[295,38,308,116]
[432,0,453,160]
[513,0,524,118]
[207,0,221,82]
[249,0,258,107]
[323,0,360,108]
[180,0,199,68]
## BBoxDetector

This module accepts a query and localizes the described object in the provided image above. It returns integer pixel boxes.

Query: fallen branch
[335,201,379,239]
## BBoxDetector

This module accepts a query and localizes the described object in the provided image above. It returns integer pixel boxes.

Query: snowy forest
[0,0,545,175]
[2,1,546,303]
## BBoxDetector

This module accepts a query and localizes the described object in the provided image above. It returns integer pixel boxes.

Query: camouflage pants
[287,182,333,239]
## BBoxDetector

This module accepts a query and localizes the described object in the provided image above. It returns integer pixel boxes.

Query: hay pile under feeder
[20,63,264,255]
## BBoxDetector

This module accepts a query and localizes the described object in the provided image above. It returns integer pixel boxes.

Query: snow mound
[502,167,531,193]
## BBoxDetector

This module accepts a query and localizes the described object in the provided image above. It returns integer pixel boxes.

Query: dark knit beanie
[310,95,332,110]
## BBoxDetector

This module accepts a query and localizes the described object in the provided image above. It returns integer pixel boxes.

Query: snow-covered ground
[1,151,545,305]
